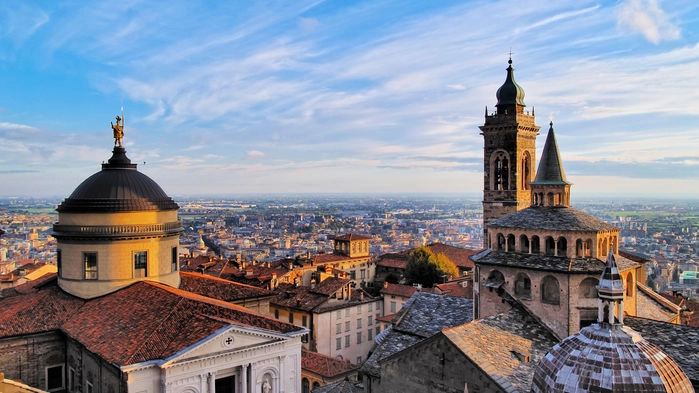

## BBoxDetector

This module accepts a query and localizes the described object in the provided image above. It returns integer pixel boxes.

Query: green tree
[404,246,458,288]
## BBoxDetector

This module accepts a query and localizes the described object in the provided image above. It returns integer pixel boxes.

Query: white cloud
[245,150,265,160]
[616,0,680,44]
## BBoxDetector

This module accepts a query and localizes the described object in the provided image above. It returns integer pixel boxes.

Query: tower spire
[530,122,572,207]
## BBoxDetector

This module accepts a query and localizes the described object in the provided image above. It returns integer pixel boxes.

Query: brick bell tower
[480,58,540,247]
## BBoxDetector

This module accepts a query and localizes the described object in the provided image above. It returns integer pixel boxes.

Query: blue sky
[1,0,698,198]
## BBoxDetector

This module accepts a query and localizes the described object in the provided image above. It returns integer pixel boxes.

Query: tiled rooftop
[179,271,273,301]
[426,243,478,269]
[302,349,358,378]
[312,379,364,393]
[444,305,558,393]
[488,206,618,232]
[361,292,473,377]
[380,283,418,298]
[0,274,304,367]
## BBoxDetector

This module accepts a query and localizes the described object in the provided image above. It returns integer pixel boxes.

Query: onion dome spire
[495,58,526,112]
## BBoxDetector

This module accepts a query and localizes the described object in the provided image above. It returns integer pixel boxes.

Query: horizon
[1,1,699,198]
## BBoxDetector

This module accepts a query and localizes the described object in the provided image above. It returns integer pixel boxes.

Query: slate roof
[471,249,640,273]
[302,350,358,379]
[312,379,364,393]
[530,124,569,186]
[487,206,618,232]
[444,305,558,393]
[271,282,377,314]
[625,316,699,386]
[361,292,473,377]
[0,274,304,367]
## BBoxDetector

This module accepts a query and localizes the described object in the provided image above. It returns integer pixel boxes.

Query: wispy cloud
[616,0,681,44]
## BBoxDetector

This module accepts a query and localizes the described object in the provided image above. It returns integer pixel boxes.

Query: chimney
[384,281,388,288]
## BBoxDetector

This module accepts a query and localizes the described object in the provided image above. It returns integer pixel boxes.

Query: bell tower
[479,58,539,246]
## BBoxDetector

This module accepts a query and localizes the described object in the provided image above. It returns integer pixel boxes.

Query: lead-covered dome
[57,147,179,213]
[496,58,526,108]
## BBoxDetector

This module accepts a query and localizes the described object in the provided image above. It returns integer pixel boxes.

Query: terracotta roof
[179,271,273,301]
[313,254,354,264]
[0,274,304,367]
[302,350,358,378]
[380,283,417,298]
[426,243,478,269]
[488,206,618,232]
[375,255,408,269]
[434,280,472,298]
[311,277,350,296]
[333,234,372,241]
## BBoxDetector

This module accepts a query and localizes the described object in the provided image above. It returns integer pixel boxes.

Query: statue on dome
[111,115,124,147]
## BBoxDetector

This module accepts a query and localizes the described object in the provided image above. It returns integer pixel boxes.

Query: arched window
[585,239,592,257]
[497,233,506,251]
[507,234,515,252]
[519,235,530,253]
[515,273,531,299]
[485,270,505,289]
[557,237,567,257]
[302,379,310,393]
[521,152,531,190]
[579,277,599,298]
[531,236,540,254]
[491,151,510,191]
[626,274,633,297]
[541,276,560,305]
[576,239,584,257]
[601,238,608,257]
[545,236,556,256]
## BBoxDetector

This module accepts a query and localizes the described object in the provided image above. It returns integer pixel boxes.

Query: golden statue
[111,115,124,147]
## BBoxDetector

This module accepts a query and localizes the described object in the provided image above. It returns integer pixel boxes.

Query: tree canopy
[404,246,458,288]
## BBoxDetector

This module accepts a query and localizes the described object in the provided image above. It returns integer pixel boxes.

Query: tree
[404,246,458,288]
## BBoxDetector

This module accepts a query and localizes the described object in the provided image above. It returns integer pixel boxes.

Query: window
[514,273,532,299]
[390,301,396,313]
[360,269,366,279]
[376,302,380,309]
[336,323,342,334]
[542,276,561,305]
[57,249,62,277]
[350,271,356,280]
[289,312,294,323]
[302,315,308,327]
[356,332,362,344]
[134,251,148,278]
[357,318,362,329]
[368,315,373,325]
[345,309,350,317]
[46,364,64,391]
[336,310,342,319]
[368,329,373,340]
[275,309,279,319]
[345,321,350,332]
[68,367,75,392]
[171,247,178,272]
[368,303,373,312]
[83,252,97,280]
[356,304,362,313]
[375,313,380,322]
[345,335,350,348]
[375,326,380,335]
[336,338,342,350]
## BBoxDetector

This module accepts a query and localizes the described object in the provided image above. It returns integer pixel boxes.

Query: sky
[1,0,698,199]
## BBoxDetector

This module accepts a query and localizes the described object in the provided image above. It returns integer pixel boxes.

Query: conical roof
[531,122,570,185]
[495,58,526,107]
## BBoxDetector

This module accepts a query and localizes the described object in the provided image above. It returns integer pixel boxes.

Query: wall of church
[376,334,504,393]
[66,338,124,393]
[0,331,66,392]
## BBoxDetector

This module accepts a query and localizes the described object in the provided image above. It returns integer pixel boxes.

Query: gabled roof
[361,292,473,377]
[311,277,351,296]
[487,206,618,232]
[380,283,418,298]
[179,271,273,301]
[0,273,303,367]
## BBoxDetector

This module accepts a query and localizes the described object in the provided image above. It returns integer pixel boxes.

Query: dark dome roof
[496,59,526,107]
[531,324,693,393]
[57,147,179,213]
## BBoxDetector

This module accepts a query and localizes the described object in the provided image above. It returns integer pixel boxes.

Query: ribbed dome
[531,324,693,393]
[496,59,526,108]
[57,147,179,213]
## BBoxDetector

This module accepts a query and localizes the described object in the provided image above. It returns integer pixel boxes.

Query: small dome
[496,59,526,107]
[531,324,693,393]
[57,147,179,213]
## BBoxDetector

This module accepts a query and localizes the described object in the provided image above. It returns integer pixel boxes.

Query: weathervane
[110,109,125,147]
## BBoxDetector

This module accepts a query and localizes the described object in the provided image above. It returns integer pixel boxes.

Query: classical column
[241,364,249,393]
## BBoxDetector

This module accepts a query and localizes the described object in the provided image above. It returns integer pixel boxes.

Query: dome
[531,324,693,393]
[57,147,179,213]
[496,59,526,108]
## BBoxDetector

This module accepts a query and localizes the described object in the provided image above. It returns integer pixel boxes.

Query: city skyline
[1,0,698,198]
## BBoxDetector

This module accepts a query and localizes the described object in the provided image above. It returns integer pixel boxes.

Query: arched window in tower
[545,236,556,256]
[491,151,510,191]
[521,152,531,190]
[626,274,633,297]
[576,239,584,257]
[515,273,531,299]
[547,192,554,206]
[496,233,506,251]
[541,276,560,305]
[519,235,530,253]
[531,236,541,254]
[557,237,567,257]
[585,239,592,257]
[507,234,515,252]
